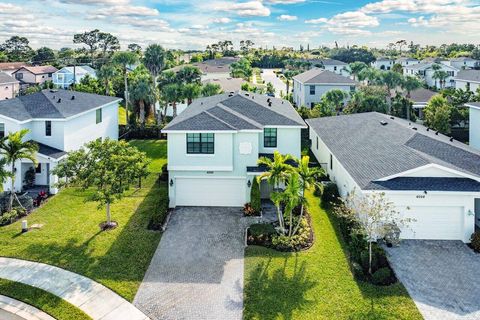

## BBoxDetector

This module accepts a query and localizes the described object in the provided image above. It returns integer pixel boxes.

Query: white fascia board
[168,165,233,171]
[454,78,480,84]
[304,82,356,86]
[363,189,480,196]
[162,130,237,134]
[376,163,480,182]
[465,103,480,110]
[263,125,307,129]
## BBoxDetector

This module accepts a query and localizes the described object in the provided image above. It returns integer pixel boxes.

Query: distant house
[466,102,480,151]
[305,58,348,76]
[201,77,248,92]
[12,66,58,88]
[0,62,28,76]
[0,72,20,100]
[52,66,96,89]
[455,70,480,93]
[404,62,458,89]
[0,89,121,194]
[169,57,240,81]
[372,57,395,70]
[404,88,437,119]
[293,68,358,108]
[395,57,420,69]
[445,57,480,70]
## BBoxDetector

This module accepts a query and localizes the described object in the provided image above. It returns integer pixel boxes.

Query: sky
[0,0,480,51]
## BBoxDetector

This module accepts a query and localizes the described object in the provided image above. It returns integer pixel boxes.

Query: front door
[260,180,274,199]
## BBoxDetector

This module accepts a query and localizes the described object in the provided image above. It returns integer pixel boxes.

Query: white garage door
[175,177,246,207]
[400,206,464,240]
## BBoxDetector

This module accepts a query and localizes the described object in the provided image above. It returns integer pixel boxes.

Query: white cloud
[305,17,328,24]
[108,5,159,16]
[0,3,23,14]
[277,14,297,21]
[214,1,270,17]
[59,0,129,4]
[266,0,305,3]
[212,17,232,23]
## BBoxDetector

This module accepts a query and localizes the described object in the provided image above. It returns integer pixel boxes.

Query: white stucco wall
[294,80,354,108]
[455,79,480,92]
[470,107,480,151]
[0,82,19,100]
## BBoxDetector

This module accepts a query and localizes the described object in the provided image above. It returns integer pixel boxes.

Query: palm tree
[380,71,403,113]
[96,64,117,96]
[0,129,38,211]
[347,61,368,81]
[292,156,324,235]
[129,76,155,124]
[358,67,380,85]
[183,83,201,105]
[177,66,202,84]
[258,151,294,232]
[112,51,138,126]
[143,44,166,120]
[276,172,304,236]
[201,83,222,97]
[283,69,300,94]
[401,76,423,120]
[433,70,448,89]
[162,83,183,118]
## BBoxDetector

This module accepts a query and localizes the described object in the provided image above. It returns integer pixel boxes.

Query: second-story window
[187,133,214,154]
[15,73,23,80]
[96,108,102,124]
[45,121,51,136]
[264,128,277,148]
[0,123,5,138]
[309,85,315,95]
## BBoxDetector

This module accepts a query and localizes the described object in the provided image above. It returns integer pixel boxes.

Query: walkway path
[0,295,55,320]
[261,69,287,97]
[0,257,149,320]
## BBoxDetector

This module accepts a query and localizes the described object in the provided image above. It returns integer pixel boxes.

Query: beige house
[12,66,58,87]
[0,62,28,76]
[0,72,19,100]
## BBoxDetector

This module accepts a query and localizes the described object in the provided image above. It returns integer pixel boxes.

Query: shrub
[248,223,276,245]
[0,193,34,213]
[371,267,394,286]
[243,203,256,216]
[359,244,389,274]
[250,178,261,214]
[0,209,26,226]
[321,183,340,206]
[148,186,169,230]
[470,231,480,252]
[271,217,311,251]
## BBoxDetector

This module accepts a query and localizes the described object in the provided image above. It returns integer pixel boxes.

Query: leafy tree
[266,82,275,95]
[231,58,253,79]
[424,95,453,134]
[32,47,55,64]
[73,29,101,63]
[330,47,375,64]
[358,67,381,85]
[98,32,120,58]
[0,129,38,211]
[0,52,7,62]
[58,47,75,60]
[112,51,139,124]
[53,139,149,228]
[391,63,403,74]
[347,61,368,81]
[96,64,117,96]
[183,83,201,105]
[391,95,416,121]
[401,76,423,120]
[345,86,388,114]
[201,83,222,96]
[128,43,142,55]
[323,89,349,112]
[161,83,183,118]
[129,74,155,124]
[176,65,202,84]
[0,36,34,61]
[75,74,103,94]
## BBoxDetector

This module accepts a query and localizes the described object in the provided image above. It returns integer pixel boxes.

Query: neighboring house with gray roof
[0,89,121,195]
[372,57,395,70]
[162,91,306,207]
[293,68,357,108]
[12,66,58,88]
[303,58,348,75]
[52,65,97,89]
[465,101,480,152]
[307,112,480,242]
[395,57,420,68]
[404,62,459,89]
[455,70,480,93]
[446,57,480,70]
[0,72,19,101]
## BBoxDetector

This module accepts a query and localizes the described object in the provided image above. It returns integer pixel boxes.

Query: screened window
[96,108,102,124]
[187,133,214,154]
[264,128,277,148]
[0,123,4,138]
[45,121,51,136]
[309,85,315,95]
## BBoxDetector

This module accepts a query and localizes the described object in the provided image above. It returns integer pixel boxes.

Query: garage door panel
[176,178,245,207]
[399,206,464,240]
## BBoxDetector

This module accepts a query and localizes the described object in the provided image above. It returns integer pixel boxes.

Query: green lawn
[244,191,422,320]
[0,139,167,301]
[0,279,91,320]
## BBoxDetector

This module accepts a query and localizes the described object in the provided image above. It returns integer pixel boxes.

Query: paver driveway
[134,207,247,320]
[385,240,480,320]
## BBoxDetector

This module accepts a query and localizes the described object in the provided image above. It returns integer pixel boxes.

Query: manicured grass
[244,190,422,320]
[0,279,91,320]
[0,140,167,301]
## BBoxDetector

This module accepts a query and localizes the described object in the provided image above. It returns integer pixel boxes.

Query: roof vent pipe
[268,102,272,107]
[450,137,454,142]
[435,131,439,135]
[71,95,75,100]
[380,121,388,126]
[57,98,61,103]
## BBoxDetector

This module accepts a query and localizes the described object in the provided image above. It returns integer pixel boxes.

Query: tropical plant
[143,44,167,120]
[424,95,453,134]
[272,172,304,236]
[182,83,201,105]
[358,67,380,85]
[401,76,423,120]
[347,61,368,81]
[266,82,275,95]
[231,58,253,80]
[112,51,138,125]
[176,65,202,84]
[53,139,149,228]
[201,83,222,96]
[432,70,449,89]
[379,71,403,112]
[129,74,156,124]
[96,64,117,96]
[323,89,349,112]
[161,83,183,118]
[0,129,38,211]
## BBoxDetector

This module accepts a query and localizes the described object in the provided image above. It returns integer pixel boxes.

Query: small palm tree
[433,70,448,89]
[201,83,222,97]
[129,76,155,124]
[161,83,183,118]
[258,151,294,232]
[183,83,201,105]
[401,76,423,120]
[143,44,166,121]
[97,64,117,96]
[281,173,304,236]
[113,51,139,125]
[347,61,368,81]
[0,129,38,211]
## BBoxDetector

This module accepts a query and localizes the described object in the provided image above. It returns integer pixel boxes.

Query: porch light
[169,179,174,187]
[247,180,251,188]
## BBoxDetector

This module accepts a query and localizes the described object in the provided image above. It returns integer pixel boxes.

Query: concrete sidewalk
[0,295,55,320]
[0,257,149,320]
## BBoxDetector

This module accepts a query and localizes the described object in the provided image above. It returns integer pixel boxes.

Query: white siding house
[455,70,480,93]
[0,89,120,194]
[445,57,480,70]
[52,66,96,89]
[307,112,480,242]
[466,102,480,152]
[372,57,394,70]
[162,91,306,208]
[395,57,420,69]
[293,68,358,108]
[405,62,459,89]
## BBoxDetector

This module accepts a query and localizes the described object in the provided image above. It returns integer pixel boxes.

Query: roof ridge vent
[71,95,75,100]
[57,98,61,103]
[380,120,388,126]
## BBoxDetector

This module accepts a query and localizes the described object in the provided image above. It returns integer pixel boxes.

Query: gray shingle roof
[34,141,67,159]
[306,112,480,191]
[306,58,347,66]
[396,57,419,62]
[366,177,480,192]
[163,91,306,131]
[405,88,437,103]
[0,89,121,121]
[456,70,480,83]
[0,72,18,84]
[293,68,357,85]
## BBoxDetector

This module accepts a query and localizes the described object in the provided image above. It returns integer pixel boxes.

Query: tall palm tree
[401,76,423,120]
[347,61,368,81]
[183,83,201,105]
[201,83,222,97]
[292,156,324,235]
[258,151,294,232]
[380,71,403,113]
[143,44,166,120]
[96,63,117,96]
[129,76,155,124]
[0,129,38,211]
[162,83,183,118]
[177,66,202,84]
[433,70,448,89]
[358,67,380,85]
[112,51,138,126]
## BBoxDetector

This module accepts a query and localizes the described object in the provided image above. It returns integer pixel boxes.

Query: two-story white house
[466,102,480,152]
[395,57,420,69]
[372,57,394,70]
[52,66,96,89]
[404,62,458,89]
[455,70,480,93]
[445,57,480,70]
[307,112,480,242]
[162,91,306,208]
[0,89,121,194]
[293,68,358,108]
[305,59,348,76]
